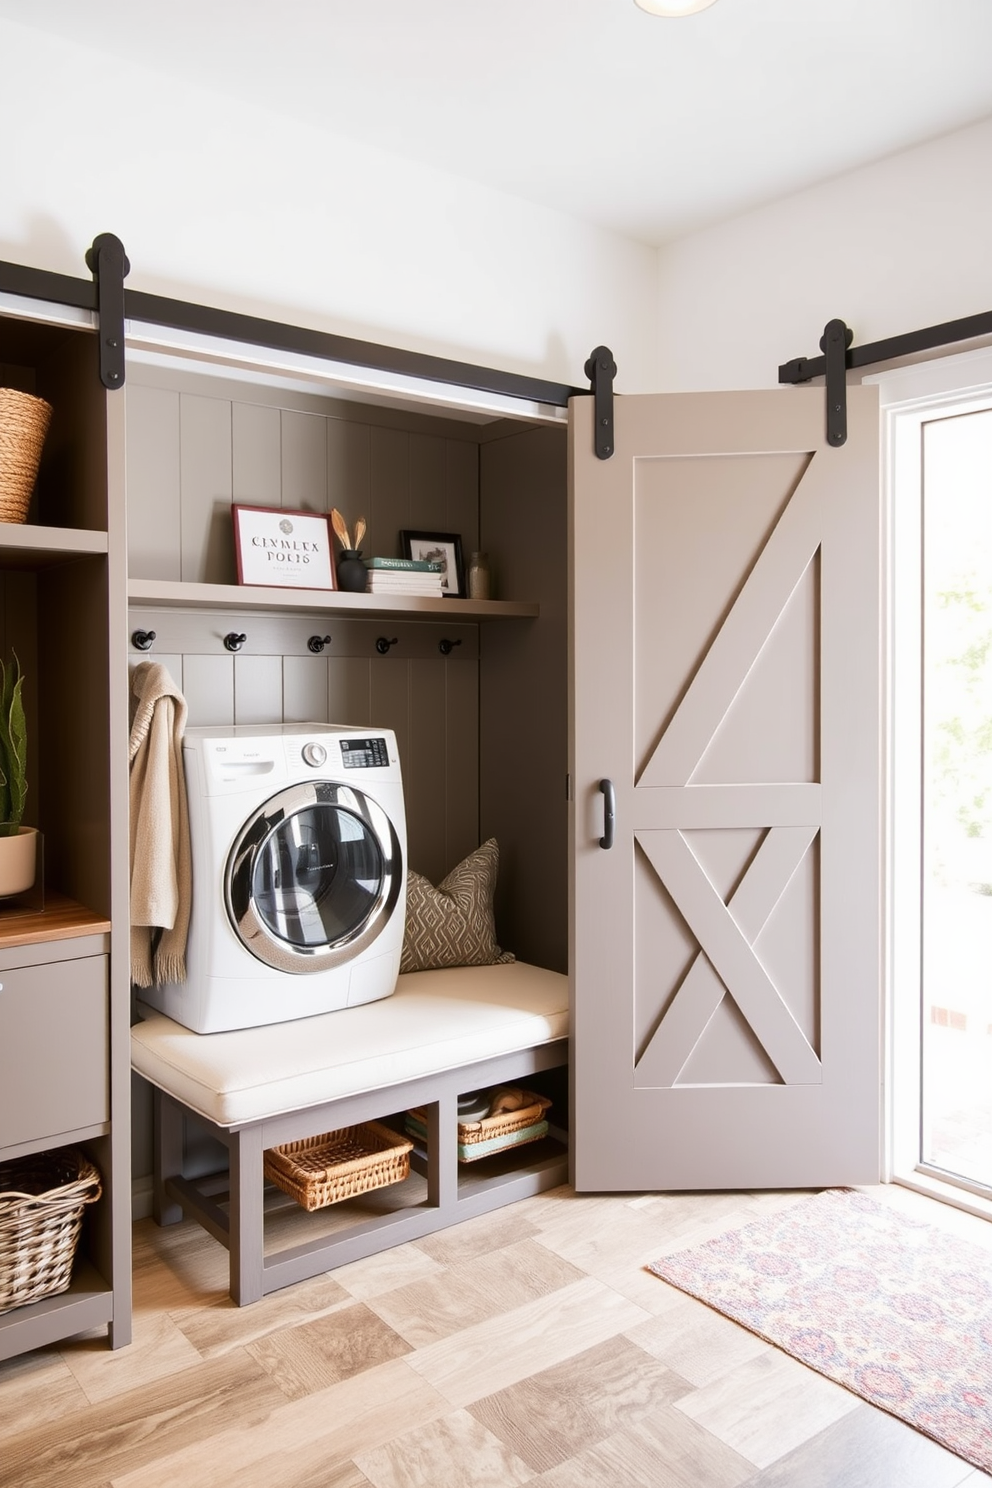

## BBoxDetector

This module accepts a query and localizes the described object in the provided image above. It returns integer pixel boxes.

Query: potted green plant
[0,653,36,896]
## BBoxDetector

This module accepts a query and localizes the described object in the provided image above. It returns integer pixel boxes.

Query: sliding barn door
[570,387,880,1190]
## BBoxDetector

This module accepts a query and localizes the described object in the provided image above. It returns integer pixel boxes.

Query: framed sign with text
[233,505,336,590]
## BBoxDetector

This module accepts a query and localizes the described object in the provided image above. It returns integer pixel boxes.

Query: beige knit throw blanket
[128,662,192,988]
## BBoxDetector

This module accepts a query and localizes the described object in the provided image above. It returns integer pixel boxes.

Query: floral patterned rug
[648,1188,992,1472]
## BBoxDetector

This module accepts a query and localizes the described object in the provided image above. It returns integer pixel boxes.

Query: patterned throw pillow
[400,838,516,974]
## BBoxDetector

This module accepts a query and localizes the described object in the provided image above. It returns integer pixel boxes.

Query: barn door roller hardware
[779,318,853,446]
[820,318,853,447]
[85,233,130,390]
[585,345,617,460]
[780,307,992,448]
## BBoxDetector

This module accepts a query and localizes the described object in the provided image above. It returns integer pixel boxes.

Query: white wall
[0,19,659,393]
[656,115,992,392]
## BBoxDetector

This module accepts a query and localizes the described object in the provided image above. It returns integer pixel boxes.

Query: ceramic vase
[336,549,367,592]
[0,825,38,897]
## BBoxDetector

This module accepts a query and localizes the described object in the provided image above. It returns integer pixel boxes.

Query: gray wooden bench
[131,961,569,1304]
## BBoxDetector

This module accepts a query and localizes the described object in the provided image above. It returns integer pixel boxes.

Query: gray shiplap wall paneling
[284,653,329,723]
[445,651,481,875]
[126,371,487,578]
[371,426,411,560]
[404,657,449,883]
[327,417,371,543]
[480,425,568,974]
[232,401,281,506]
[182,655,235,727]
[327,656,372,726]
[282,410,328,513]
[409,434,448,533]
[180,395,235,585]
[370,651,411,779]
[234,654,284,724]
[446,438,480,560]
[126,385,182,581]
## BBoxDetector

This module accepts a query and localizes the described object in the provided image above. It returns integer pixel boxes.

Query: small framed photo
[399,530,465,597]
[233,505,336,590]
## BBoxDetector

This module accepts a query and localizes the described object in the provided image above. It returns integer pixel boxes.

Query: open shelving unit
[0,308,130,1360]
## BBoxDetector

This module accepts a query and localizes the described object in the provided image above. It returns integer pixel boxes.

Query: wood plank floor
[2,1184,991,1487]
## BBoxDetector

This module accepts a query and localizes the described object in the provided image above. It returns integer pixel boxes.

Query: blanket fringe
[154,952,187,986]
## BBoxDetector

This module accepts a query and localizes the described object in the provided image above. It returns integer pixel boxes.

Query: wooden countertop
[0,894,112,950]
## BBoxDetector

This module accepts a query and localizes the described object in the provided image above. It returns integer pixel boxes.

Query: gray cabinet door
[570,387,880,1190]
[0,956,109,1151]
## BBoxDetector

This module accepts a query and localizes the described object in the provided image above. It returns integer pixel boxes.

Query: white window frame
[869,345,992,1222]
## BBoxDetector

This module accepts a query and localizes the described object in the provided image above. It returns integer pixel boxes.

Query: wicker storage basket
[263,1122,414,1212]
[406,1090,552,1163]
[0,388,53,524]
[0,1147,102,1313]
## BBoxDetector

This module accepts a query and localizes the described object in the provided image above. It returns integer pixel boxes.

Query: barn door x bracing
[570,387,880,1191]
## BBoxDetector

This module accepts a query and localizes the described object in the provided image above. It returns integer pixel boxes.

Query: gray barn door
[570,387,880,1190]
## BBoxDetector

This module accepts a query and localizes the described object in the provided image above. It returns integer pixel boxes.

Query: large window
[880,349,992,1214]
[920,408,992,1190]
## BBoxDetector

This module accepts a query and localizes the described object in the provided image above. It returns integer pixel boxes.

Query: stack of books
[364,556,445,597]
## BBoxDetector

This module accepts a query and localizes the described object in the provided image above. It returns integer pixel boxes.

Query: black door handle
[599,779,616,849]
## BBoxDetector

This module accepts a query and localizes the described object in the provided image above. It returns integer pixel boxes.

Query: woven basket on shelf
[263,1122,414,1212]
[406,1090,552,1163]
[0,387,53,524]
[0,1147,102,1313]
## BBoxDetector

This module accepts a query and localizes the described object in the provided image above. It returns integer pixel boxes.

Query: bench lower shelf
[152,1037,568,1304]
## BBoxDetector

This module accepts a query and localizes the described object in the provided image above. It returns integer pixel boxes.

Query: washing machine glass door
[226,781,403,973]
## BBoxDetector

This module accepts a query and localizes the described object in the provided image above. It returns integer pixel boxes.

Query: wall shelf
[0,524,108,566]
[127,577,540,621]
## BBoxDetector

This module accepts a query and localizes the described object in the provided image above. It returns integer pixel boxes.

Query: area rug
[648,1188,992,1473]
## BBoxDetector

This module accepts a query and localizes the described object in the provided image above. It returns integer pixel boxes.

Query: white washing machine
[140,723,406,1033]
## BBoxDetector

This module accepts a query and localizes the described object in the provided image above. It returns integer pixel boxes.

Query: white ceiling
[4,0,992,245]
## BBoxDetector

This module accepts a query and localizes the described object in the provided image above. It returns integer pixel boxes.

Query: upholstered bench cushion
[131,960,568,1128]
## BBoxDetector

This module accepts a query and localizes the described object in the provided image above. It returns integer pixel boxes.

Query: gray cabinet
[0,947,109,1153]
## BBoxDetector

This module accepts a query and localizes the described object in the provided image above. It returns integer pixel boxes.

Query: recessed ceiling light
[633,0,720,15]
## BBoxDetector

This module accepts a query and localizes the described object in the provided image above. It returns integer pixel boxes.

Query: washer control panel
[301,741,327,768]
[340,736,390,769]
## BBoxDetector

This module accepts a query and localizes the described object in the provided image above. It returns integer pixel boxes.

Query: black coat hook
[131,629,156,652]
[308,635,332,654]
[376,636,399,655]
[438,638,463,656]
[224,632,247,652]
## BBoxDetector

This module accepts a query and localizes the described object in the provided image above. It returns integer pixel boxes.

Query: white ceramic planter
[0,825,38,897]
